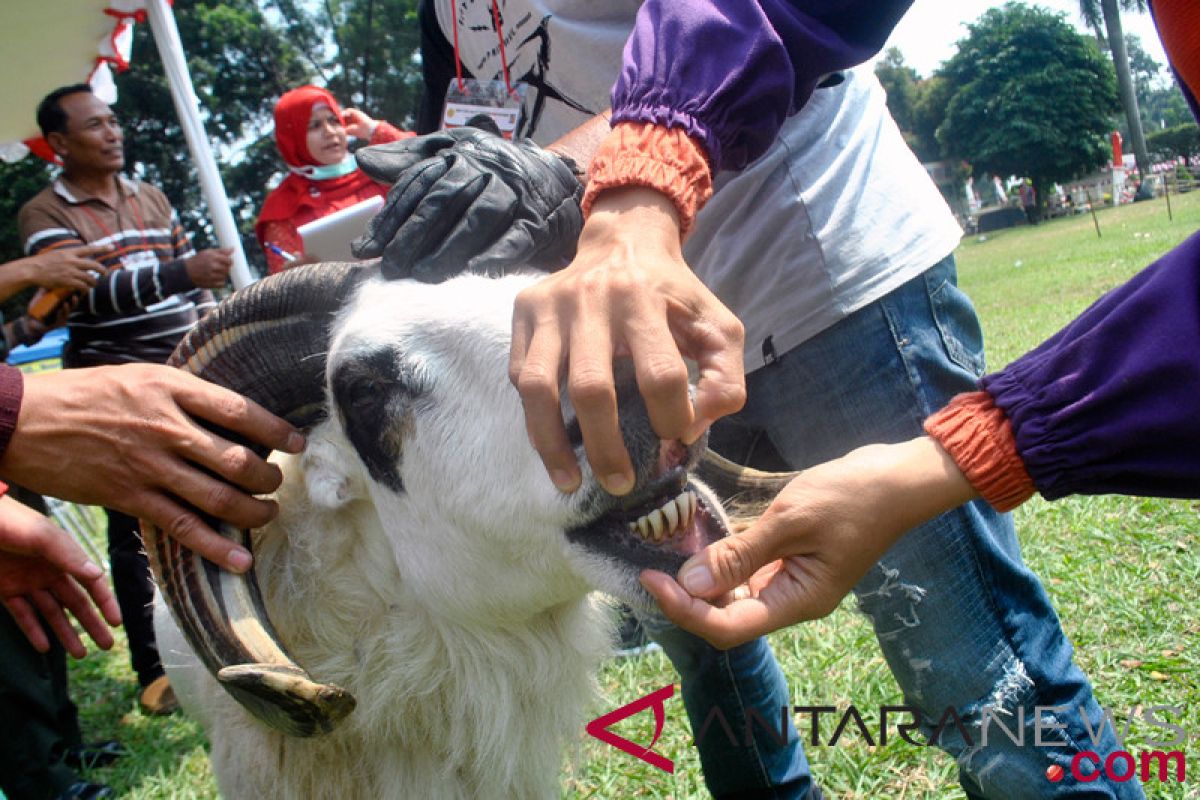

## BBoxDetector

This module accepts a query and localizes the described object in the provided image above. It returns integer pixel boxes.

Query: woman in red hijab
[256,86,412,274]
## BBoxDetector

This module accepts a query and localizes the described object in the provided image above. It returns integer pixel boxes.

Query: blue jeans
[644,256,1141,799]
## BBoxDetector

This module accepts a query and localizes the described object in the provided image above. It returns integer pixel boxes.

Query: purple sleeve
[982,231,1200,501]
[610,0,913,172]
[0,364,25,460]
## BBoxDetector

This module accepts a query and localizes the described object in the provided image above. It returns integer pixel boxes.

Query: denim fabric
[640,615,814,799]
[677,254,1140,799]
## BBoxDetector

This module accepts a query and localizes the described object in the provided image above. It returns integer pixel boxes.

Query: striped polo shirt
[18,175,215,366]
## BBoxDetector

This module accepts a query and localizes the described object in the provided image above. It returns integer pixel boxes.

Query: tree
[264,0,424,129]
[1122,34,1194,130]
[1146,123,1200,166]
[0,0,423,276]
[910,75,954,163]
[1078,0,1151,175]
[874,47,920,133]
[112,0,315,267]
[936,3,1119,212]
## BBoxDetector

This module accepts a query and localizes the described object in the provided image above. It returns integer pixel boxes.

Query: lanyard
[450,0,519,97]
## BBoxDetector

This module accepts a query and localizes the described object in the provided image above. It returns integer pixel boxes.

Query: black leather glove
[352,127,584,281]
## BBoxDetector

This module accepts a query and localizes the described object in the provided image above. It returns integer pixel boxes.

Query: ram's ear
[146,260,379,737]
[302,428,368,510]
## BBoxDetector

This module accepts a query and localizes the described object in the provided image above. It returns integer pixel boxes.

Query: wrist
[839,437,978,543]
[584,187,681,239]
[583,121,712,236]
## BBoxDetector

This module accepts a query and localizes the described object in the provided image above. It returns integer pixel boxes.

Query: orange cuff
[582,121,713,236]
[1153,0,1200,101]
[924,391,1035,513]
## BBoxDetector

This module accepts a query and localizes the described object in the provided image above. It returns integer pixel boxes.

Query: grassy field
[64,193,1200,798]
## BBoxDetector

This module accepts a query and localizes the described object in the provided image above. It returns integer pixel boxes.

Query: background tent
[0,0,254,288]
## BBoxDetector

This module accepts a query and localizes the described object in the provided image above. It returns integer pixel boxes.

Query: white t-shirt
[435,1,963,371]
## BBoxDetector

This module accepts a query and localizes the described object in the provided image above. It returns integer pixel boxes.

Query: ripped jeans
[649,255,1141,799]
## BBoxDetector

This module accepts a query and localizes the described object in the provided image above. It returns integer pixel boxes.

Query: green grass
[66,193,1200,798]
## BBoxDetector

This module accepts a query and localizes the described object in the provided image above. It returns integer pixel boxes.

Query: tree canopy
[936,3,1119,202]
[0,0,422,274]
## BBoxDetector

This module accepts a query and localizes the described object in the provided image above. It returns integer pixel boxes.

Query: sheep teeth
[626,490,698,543]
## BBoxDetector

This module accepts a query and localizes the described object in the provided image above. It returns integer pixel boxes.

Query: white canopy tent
[0,0,255,288]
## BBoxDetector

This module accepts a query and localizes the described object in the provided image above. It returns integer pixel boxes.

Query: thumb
[676,519,784,600]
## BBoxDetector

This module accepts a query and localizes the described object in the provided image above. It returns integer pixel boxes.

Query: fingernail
[80,561,103,579]
[551,469,579,493]
[680,564,714,594]
[227,548,253,573]
[604,472,634,495]
[286,432,306,452]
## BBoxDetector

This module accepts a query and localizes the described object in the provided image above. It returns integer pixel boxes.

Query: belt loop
[761,335,777,366]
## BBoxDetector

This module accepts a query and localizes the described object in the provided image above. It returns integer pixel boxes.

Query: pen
[267,243,299,262]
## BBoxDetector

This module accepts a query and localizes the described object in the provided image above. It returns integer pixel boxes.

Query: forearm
[928,231,1200,504]
[0,261,36,302]
[85,259,193,315]
[545,112,613,175]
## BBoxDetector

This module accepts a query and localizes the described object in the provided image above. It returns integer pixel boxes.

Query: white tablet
[297,195,385,262]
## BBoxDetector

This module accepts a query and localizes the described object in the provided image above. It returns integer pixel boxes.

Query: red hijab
[256,86,381,232]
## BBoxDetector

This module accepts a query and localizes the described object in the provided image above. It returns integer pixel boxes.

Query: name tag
[442,78,527,139]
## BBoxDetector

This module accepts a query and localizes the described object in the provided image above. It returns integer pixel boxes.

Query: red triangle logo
[586,684,675,773]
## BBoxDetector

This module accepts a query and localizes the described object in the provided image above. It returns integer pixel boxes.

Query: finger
[72,244,115,261]
[58,576,116,650]
[176,424,285,495]
[131,492,254,573]
[356,157,451,266]
[639,570,770,650]
[675,521,788,600]
[622,294,693,443]
[513,317,579,493]
[80,571,122,628]
[174,376,305,455]
[419,178,522,279]
[2,596,50,653]
[567,299,633,495]
[27,525,105,584]
[390,169,503,280]
[356,134,457,183]
[31,588,87,658]
[671,307,746,444]
[150,461,280,532]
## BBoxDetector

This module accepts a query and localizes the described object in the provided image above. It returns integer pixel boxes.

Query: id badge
[442,78,527,139]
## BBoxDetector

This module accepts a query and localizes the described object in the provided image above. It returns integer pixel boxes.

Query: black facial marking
[331,348,425,492]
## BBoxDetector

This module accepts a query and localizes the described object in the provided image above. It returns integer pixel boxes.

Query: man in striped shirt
[17,84,234,716]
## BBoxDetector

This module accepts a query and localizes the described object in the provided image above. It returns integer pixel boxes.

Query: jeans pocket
[925,266,986,378]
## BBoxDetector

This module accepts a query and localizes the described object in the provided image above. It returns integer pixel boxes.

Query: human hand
[15,244,112,292]
[185,248,234,289]
[341,108,378,140]
[0,364,306,573]
[639,437,980,648]
[353,126,583,280]
[0,494,121,657]
[509,187,745,495]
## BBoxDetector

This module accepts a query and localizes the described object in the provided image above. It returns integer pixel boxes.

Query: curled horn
[697,449,796,520]
[146,260,379,737]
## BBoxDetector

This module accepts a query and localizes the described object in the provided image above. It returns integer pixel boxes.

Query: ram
[149,262,786,799]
